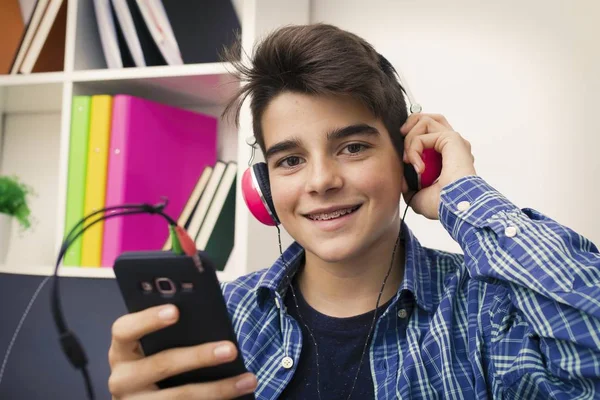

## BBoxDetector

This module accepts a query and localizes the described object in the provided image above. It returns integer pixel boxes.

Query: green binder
[63,96,91,266]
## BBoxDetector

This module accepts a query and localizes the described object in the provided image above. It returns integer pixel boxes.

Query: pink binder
[101,94,217,267]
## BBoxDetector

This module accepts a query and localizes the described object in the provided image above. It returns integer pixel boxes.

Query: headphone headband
[377,53,422,114]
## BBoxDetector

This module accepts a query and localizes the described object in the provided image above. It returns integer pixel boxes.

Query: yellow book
[80,95,113,267]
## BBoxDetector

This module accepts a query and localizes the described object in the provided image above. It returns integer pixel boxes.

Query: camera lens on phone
[155,277,176,295]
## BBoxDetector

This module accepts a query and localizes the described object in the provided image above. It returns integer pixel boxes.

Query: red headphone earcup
[403,148,442,191]
[241,163,279,226]
[420,149,442,189]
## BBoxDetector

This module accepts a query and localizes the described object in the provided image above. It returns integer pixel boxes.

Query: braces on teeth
[310,207,357,221]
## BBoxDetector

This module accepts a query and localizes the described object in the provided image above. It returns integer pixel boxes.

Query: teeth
[309,207,357,221]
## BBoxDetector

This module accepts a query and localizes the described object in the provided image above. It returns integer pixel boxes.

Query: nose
[304,156,343,195]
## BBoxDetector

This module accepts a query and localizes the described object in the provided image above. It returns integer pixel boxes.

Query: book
[30,0,67,73]
[185,160,226,243]
[93,0,127,68]
[10,0,51,74]
[116,0,167,66]
[196,161,237,271]
[108,0,135,68]
[81,95,113,267]
[162,165,213,250]
[110,0,146,67]
[135,0,182,65]
[63,96,92,266]
[19,0,67,74]
[159,0,241,64]
[101,94,217,267]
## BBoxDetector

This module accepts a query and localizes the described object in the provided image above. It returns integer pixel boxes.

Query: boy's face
[261,92,404,264]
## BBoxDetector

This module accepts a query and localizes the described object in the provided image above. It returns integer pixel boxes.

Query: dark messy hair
[222,23,409,157]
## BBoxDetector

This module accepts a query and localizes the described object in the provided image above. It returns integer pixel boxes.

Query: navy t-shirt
[279,277,393,399]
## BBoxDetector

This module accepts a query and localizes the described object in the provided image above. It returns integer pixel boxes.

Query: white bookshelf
[0,0,309,282]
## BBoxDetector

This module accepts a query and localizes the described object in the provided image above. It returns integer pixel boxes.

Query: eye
[277,155,304,168]
[342,143,368,155]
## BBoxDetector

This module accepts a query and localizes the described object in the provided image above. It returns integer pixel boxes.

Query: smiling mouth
[305,205,362,221]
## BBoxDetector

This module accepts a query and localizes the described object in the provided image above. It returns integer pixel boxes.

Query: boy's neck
[296,224,405,318]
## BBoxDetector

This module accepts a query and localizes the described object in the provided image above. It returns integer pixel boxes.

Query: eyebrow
[326,123,380,141]
[264,123,380,161]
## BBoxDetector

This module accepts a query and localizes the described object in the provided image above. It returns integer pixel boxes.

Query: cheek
[353,159,403,203]
[270,175,300,218]
[359,175,401,207]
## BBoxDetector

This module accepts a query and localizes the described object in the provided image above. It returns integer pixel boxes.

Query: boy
[107,24,600,399]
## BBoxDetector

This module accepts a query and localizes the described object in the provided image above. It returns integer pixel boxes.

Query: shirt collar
[256,241,305,308]
[256,222,434,313]
[397,221,434,312]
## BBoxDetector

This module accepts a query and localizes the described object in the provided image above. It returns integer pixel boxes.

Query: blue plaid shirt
[222,175,600,399]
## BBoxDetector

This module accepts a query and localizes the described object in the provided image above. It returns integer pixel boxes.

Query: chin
[301,235,365,264]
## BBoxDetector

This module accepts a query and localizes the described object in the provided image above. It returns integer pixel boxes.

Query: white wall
[310,0,600,253]
[1,112,62,266]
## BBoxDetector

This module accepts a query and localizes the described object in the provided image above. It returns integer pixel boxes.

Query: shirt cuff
[438,175,524,245]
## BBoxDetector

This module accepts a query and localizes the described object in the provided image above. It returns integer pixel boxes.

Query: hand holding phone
[108,251,257,399]
[107,305,257,399]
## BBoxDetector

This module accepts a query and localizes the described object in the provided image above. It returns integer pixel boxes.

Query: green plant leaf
[0,175,33,229]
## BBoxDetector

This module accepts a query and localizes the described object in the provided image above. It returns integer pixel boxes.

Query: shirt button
[281,356,294,369]
[457,201,470,211]
[505,226,518,237]
[397,309,408,319]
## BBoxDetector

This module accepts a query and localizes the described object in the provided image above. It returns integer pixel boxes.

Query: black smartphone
[113,250,255,399]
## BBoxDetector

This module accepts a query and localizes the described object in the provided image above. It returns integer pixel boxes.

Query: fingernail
[158,306,176,320]
[236,375,257,392]
[413,163,420,174]
[214,344,233,360]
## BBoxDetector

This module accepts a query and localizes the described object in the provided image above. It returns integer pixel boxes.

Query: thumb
[402,182,442,220]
